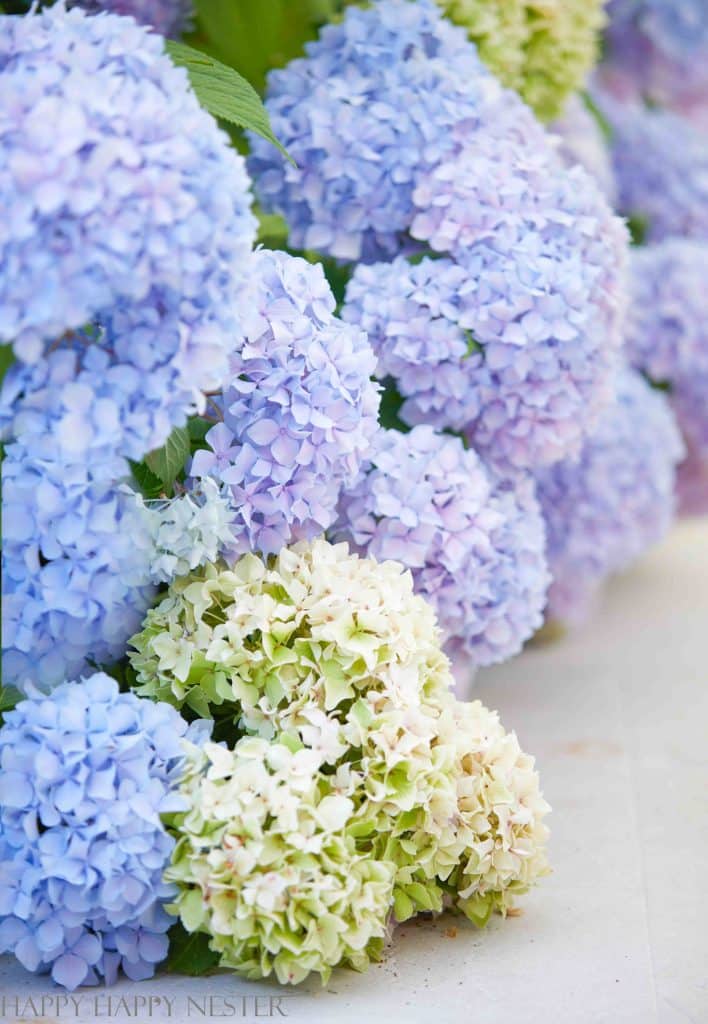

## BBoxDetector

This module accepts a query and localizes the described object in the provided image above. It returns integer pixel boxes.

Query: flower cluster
[625,239,708,388]
[601,96,708,243]
[600,0,708,126]
[536,370,684,623]
[438,0,606,122]
[248,0,550,262]
[0,3,255,414]
[130,538,550,983]
[331,427,549,669]
[166,738,395,985]
[0,674,199,989]
[133,479,237,585]
[0,3,258,690]
[551,95,616,201]
[0,343,158,691]
[71,0,192,38]
[189,249,380,555]
[344,205,627,471]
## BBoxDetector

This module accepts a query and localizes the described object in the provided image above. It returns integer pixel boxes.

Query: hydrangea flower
[133,479,237,585]
[0,673,200,990]
[2,443,155,690]
[331,427,549,668]
[189,250,380,555]
[0,3,255,373]
[601,96,708,243]
[129,536,452,724]
[438,0,606,121]
[166,737,395,985]
[434,696,550,923]
[535,369,684,623]
[343,257,484,433]
[625,239,708,388]
[130,537,550,965]
[130,537,460,913]
[248,0,558,262]
[344,224,626,471]
[551,95,616,201]
[71,0,192,38]
[600,0,708,126]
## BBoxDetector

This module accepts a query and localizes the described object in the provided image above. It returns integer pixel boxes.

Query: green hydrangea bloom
[166,736,395,985]
[438,0,607,121]
[133,539,550,981]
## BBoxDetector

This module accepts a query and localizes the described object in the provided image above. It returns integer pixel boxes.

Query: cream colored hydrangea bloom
[166,737,395,984]
[133,539,550,981]
[439,0,607,121]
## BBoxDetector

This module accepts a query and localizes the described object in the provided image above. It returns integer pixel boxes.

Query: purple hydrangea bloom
[248,0,555,262]
[600,0,708,127]
[551,95,616,202]
[625,239,708,387]
[189,250,380,555]
[343,257,485,432]
[71,0,192,38]
[405,125,627,471]
[0,3,255,374]
[331,426,550,667]
[345,223,626,473]
[600,96,708,243]
[0,674,198,990]
[536,369,684,623]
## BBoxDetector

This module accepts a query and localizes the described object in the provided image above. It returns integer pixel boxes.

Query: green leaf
[581,91,613,144]
[0,344,14,389]
[393,888,415,923]
[627,213,649,247]
[129,460,165,500]
[0,685,22,725]
[144,426,191,492]
[164,40,292,162]
[185,686,213,719]
[167,921,220,976]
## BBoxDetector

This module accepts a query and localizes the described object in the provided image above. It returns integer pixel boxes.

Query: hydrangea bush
[3,0,698,994]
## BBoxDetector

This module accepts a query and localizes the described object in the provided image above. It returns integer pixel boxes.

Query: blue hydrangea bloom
[601,0,708,126]
[626,239,708,388]
[248,0,554,262]
[189,249,380,555]
[0,674,199,990]
[331,425,550,667]
[601,96,708,243]
[535,369,684,623]
[71,0,192,38]
[0,3,255,370]
[2,442,155,691]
